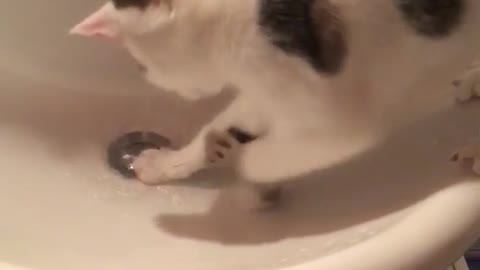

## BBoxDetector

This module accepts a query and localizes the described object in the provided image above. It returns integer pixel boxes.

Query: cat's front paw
[453,66,480,102]
[132,149,195,185]
[205,130,240,166]
[450,144,480,175]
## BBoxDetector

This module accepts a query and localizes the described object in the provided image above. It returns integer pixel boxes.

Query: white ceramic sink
[1,1,480,270]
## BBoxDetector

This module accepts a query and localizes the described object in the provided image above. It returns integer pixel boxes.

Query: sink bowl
[1,1,480,270]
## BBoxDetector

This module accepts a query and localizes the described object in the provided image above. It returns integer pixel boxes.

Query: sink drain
[107,131,171,179]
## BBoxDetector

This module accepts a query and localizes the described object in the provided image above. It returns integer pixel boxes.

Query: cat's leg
[451,145,480,175]
[451,63,480,176]
[133,95,265,185]
[453,63,480,102]
[206,130,286,211]
[235,130,375,184]
[232,181,284,211]
[235,136,323,183]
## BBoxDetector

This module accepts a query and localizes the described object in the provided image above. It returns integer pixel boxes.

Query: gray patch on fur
[396,0,465,38]
[112,0,154,10]
[258,0,347,75]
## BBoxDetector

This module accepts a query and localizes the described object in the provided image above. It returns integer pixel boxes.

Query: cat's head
[70,0,241,100]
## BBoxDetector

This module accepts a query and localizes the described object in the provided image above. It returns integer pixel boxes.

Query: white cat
[71,0,480,198]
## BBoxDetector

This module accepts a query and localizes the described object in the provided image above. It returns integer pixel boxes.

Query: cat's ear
[69,3,120,40]
[70,1,175,39]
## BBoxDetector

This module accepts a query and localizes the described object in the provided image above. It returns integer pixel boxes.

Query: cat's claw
[450,144,480,175]
[205,130,240,166]
[132,149,196,185]
[453,66,480,102]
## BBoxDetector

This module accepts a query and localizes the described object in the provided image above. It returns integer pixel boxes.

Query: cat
[71,0,480,206]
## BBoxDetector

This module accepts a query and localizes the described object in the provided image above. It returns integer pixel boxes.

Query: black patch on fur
[112,0,152,10]
[397,0,465,38]
[260,186,283,203]
[258,0,347,74]
[228,127,257,144]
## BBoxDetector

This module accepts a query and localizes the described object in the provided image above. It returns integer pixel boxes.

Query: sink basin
[1,1,480,270]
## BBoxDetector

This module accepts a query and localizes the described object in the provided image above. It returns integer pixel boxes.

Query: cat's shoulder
[395,0,465,38]
[256,0,467,75]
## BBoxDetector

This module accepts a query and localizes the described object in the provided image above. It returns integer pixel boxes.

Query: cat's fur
[71,0,480,190]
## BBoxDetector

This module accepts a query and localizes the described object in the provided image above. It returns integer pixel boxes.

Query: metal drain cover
[107,131,171,179]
